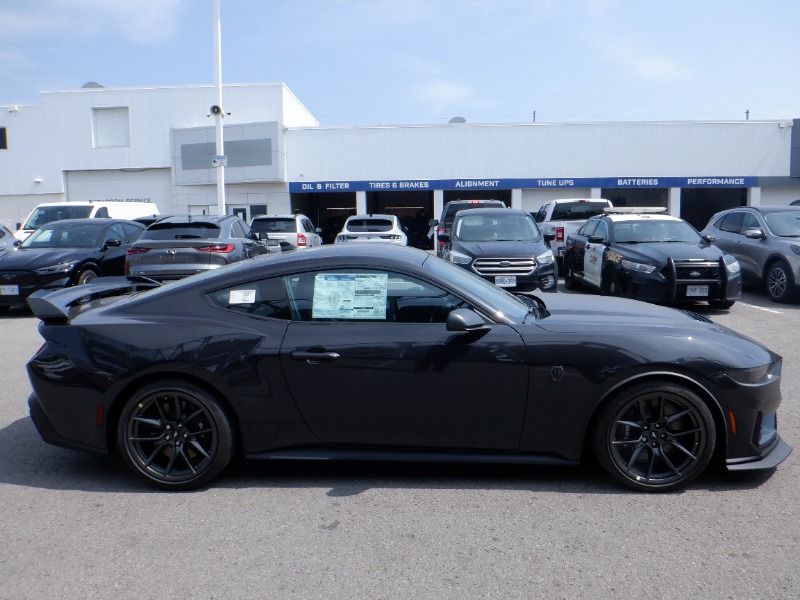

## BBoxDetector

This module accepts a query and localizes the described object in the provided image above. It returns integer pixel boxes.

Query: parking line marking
[738,302,782,315]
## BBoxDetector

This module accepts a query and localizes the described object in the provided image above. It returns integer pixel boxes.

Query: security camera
[210,105,222,115]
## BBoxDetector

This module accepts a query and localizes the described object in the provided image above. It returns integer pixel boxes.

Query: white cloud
[419,80,474,113]
[0,50,33,71]
[2,0,182,45]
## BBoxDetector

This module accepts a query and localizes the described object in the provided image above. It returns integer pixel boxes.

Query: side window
[107,223,126,241]
[740,212,760,232]
[304,219,315,232]
[122,223,143,241]
[592,221,609,241]
[719,212,744,233]
[284,269,467,323]
[208,277,291,319]
[94,207,109,218]
[578,220,599,238]
[240,220,254,239]
[230,220,245,238]
[534,206,547,223]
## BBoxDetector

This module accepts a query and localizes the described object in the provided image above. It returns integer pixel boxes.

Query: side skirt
[246,447,579,467]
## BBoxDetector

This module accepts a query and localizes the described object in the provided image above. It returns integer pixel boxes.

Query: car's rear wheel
[118,380,234,490]
[601,268,621,296]
[76,267,99,285]
[563,255,580,290]
[592,381,716,492]
[766,259,797,303]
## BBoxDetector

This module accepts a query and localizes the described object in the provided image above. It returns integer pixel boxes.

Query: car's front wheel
[563,255,580,290]
[76,267,99,285]
[592,381,716,492]
[766,259,797,303]
[118,380,234,490]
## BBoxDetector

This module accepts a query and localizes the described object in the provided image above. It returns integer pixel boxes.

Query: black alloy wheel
[77,268,99,285]
[593,382,716,492]
[601,268,621,297]
[766,260,797,303]
[563,255,580,290]
[118,380,234,490]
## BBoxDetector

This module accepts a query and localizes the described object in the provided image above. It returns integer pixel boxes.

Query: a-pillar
[668,187,681,217]
[356,190,367,214]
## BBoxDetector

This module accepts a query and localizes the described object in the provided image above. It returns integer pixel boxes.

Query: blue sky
[2,0,799,125]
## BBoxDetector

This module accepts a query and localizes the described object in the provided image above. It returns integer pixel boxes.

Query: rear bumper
[28,393,107,454]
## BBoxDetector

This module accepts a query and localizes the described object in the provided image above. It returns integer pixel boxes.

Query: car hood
[615,241,723,264]
[0,247,93,270]
[530,293,775,369]
[456,240,546,257]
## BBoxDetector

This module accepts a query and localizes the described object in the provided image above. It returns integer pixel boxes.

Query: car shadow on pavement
[0,416,779,496]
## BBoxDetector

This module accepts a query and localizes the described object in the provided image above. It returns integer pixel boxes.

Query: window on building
[92,107,130,148]
[0,127,7,149]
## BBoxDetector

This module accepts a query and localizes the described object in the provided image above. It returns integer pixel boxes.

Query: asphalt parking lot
[1,284,798,599]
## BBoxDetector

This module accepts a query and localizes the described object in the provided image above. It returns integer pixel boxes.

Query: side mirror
[437,233,450,243]
[702,234,716,243]
[13,240,21,248]
[543,233,556,242]
[446,308,491,333]
[428,218,439,228]
[103,239,123,249]
[744,228,765,240]
[588,235,606,244]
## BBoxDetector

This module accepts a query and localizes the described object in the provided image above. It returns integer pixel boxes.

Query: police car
[563,208,742,308]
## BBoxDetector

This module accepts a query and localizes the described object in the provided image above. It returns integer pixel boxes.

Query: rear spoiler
[27,276,162,322]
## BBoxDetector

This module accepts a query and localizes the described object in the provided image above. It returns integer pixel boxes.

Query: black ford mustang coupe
[26,245,790,491]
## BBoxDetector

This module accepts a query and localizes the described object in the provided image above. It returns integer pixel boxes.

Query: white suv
[250,214,323,250]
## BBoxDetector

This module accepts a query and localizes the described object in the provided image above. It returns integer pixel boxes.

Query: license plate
[495,276,516,287]
[686,285,708,297]
[0,285,19,296]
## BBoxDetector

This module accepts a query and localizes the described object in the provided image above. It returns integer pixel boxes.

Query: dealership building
[1,82,799,248]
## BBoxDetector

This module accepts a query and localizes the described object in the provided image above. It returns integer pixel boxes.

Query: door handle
[290,350,341,364]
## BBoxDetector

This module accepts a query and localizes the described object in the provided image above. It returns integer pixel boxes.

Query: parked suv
[701,205,800,303]
[533,198,613,262]
[430,199,507,256]
[335,214,408,245]
[438,208,557,292]
[126,214,268,281]
[250,214,323,250]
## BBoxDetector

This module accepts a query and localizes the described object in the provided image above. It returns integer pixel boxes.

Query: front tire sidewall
[117,381,234,490]
[592,382,716,492]
[766,260,796,303]
[76,268,99,285]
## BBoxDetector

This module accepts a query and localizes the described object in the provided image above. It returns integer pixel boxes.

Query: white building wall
[761,185,800,206]
[286,121,792,181]
[521,188,594,212]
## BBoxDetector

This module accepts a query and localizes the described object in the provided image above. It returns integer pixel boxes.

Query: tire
[592,381,716,492]
[765,259,797,303]
[563,255,580,290]
[601,268,621,296]
[117,380,234,490]
[76,267,99,285]
[709,299,735,309]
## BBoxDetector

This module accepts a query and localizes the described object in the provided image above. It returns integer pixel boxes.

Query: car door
[734,212,769,280]
[583,220,608,287]
[712,212,744,258]
[279,268,529,450]
[99,222,130,275]
[568,220,597,280]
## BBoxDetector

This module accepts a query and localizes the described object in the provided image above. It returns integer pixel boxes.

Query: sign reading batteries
[289,176,758,193]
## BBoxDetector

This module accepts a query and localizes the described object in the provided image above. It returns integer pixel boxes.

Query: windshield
[613,219,702,243]
[23,205,93,230]
[550,201,610,221]
[141,222,221,240]
[251,218,296,234]
[346,218,393,232]
[21,221,103,248]
[455,213,542,242]
[425,256,530,323]
[443,201,505,225]
[764,211,800,237]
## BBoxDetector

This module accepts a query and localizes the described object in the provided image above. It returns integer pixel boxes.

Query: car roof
[599,214,682,222]
[346,214,395,220]
[33,218,142,227]
[152,214,233,224]
[550,198,610,204]
[252,214,301,220]
[742,205,800,214]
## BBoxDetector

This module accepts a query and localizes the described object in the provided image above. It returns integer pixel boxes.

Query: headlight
[724,255,741,274]
[621,259,656,274]
[449,250,472,265]
[35,260,79,274]
[536,250,555,265]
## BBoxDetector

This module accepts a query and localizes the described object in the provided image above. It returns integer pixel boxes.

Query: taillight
[556,226,565,242]
[195,244,235,253]
[297,233,307,247]
[126,247,149,255]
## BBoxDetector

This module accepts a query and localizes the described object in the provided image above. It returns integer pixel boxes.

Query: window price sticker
[312,273,388,320]
[229,289,256,304]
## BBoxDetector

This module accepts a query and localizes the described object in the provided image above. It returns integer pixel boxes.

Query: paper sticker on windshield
[229,289,256,304]
[312,273,388,320]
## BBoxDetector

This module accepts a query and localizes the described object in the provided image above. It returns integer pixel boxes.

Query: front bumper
[618,267,741,303]
[0,273,72,307]
[726,436,792,471]
[457,261,557,292]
